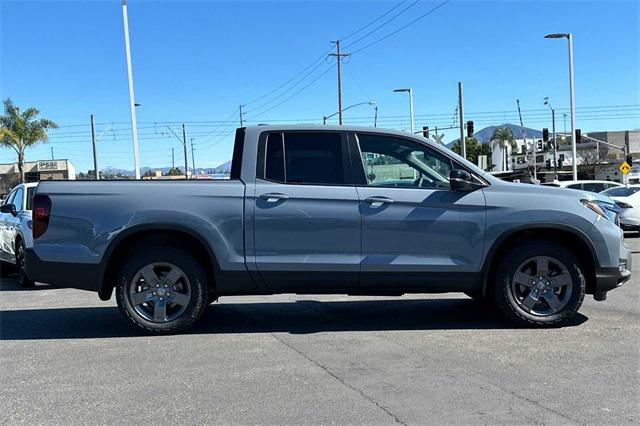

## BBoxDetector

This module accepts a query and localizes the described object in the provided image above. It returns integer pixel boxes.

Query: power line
[343,0,421,51]
[340,0,411,42]
[351,0,452,55]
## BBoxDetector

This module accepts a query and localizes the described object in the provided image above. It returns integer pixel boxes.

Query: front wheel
[493,241,585,327]
[115,247,209,334]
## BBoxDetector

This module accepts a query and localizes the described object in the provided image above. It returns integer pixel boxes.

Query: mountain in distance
[211,160,231,173]
[446,123,543,147]
[98,161,231,177]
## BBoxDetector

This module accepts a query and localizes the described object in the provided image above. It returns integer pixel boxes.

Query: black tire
[115,247,209,334]
[492,240,585,327]
[15,238,35,288]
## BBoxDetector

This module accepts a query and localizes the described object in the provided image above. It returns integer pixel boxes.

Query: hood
[493,180,616,205]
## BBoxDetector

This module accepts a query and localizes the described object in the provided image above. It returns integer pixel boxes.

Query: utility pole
[517,99,535,179]
[190,138,196,177]
[182,123,189,180]
[172,147,175,169]
[239,104,245,127]
[50,147,54,161]
[329,40,350,125]
[90,114,99,180]
[121,0,140,179]
[374,106,378,127]
[458,82,466,159]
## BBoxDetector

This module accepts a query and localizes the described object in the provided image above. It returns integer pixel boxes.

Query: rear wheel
[493,241,585,327]
[115,247,209,333]
[15,239,34,288]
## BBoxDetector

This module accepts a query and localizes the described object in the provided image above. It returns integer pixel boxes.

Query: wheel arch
[99,224,220,301]
[480,224,598,297]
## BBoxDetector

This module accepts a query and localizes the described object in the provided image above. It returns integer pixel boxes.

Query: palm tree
[0,99,58,183]
[490,127,516,171]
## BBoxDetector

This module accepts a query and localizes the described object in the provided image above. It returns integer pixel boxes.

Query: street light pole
[323,101,376,125]
[568,33,578,180]
[121,0,140,180]
[544,97,558,180]
[393,88,414,134]
[545,32,577,180]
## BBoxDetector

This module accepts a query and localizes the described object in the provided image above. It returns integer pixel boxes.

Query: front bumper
[593,244,632,300]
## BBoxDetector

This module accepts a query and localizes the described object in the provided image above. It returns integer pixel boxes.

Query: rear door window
[26,187,36,211]
[566,183,583,190]
[263,132,347,185]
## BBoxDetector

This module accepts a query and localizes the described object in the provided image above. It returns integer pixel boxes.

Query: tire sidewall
[494,241,585,326]
[16,239,34,288]
[116,248,208,333]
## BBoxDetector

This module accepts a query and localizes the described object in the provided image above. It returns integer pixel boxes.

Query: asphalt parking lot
[1,239,638,425]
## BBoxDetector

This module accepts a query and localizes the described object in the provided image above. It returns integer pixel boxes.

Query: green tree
[451,137,492,169]
[165,167,182,176]
[490,127,516,171]
[0,99,58,183]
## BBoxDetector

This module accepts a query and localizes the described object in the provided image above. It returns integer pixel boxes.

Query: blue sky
[1,0,638,172]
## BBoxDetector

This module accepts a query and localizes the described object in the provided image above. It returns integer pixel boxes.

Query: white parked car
[0,182,38,286]
[601,185,640,234]
[541,180,623,193]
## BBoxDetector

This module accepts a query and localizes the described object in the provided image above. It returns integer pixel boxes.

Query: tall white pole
[122,0,141,180]
[568,33,577,180]
[458,82,466,159]
[408,89,415,134]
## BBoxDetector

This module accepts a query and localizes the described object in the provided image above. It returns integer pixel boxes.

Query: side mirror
[0,203,17,216]
[450,169,483,191]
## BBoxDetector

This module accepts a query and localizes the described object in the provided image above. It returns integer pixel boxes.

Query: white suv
[541,180,623,193]
[0,182,38,286]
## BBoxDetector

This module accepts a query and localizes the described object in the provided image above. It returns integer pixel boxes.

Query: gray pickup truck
[27,125,631,333]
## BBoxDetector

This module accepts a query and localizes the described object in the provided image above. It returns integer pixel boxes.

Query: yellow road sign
[619,161,631,175]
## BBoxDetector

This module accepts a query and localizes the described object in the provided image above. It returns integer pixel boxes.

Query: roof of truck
[244,124,425,139]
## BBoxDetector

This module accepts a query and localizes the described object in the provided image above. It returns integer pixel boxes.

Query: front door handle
[364,196,395,208]
[260,192,290,203]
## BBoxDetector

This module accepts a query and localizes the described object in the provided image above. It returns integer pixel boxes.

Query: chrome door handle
[364,196,395,208]
[260,193,290,203]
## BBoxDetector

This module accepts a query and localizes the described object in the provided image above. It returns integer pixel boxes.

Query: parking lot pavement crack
[269,333,407,425]
[375,333,580,424]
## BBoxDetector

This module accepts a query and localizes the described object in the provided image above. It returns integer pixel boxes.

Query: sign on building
[38,161,59,171]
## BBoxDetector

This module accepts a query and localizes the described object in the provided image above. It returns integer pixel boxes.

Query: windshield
[602,186,640,197]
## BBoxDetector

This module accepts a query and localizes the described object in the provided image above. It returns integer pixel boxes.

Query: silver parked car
[0,182,38,286]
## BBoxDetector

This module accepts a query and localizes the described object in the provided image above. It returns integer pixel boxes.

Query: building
[0,159,76,193]
[490,129,640,183]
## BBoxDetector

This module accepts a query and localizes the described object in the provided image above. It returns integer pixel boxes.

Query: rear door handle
[260,192,290,203]
[364,196,395,208]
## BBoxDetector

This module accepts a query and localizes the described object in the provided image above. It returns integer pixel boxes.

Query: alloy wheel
[128,262,192,322]
[510,256,573,316]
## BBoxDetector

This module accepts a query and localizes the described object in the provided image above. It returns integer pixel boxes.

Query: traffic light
[542,128,549,142]
[627,154,633,165]
[466,121,474,138]
[575,129,582,143]
[422,126,429,138]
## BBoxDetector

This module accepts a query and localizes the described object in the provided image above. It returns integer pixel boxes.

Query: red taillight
[32,194,51,239]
